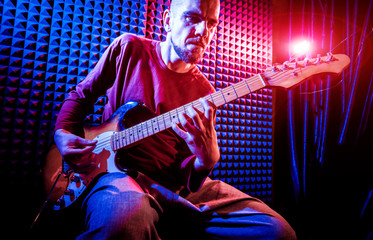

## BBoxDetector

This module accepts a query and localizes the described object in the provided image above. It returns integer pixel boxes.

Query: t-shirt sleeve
[54,37,122,135]
[180,155,214,192]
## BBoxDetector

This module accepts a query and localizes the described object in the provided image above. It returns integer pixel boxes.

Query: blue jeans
[76,171,296,240]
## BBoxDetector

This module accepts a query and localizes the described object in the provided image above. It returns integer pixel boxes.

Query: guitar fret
[159,115,165,131]
[144,121,150,137]
[120,132,125,148]
[146,119,153,135]
[124,131,129,146]
[157,116,162,131]
[151,119,156,133]
[132,127,137,143]
[231,85,238,98]
[110,133,115,149]
[211,91,224,107]
[258,73,267,87]
[151,119,157,133]
[220,89,227,104]
[233,81,249,98]
[223,86,238,102]
[134,126,139,141]
[135,125,140,142]
[155,116,161,132]
[112,134,116,150]
[126,129,130,145]
[243,79,252,94]
[208,94,215,105]
[168,111,172,123]
[175,107,180,123]
[138,123,143,139]
[140,122,146,138]
[128,128,134,144]
[165,112,170,126]
[149,119,154,133]
[117,133,121,149]
[135,126,140,141]
[169,110,177,125]
[193,100,203,112]
[157,115,162,131]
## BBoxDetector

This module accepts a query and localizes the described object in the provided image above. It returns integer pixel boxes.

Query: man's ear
[163,9,171,32]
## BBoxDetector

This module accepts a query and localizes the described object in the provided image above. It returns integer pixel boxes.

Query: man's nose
[195,21,208,39]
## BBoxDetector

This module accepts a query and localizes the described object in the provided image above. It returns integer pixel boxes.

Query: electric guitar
[43,53,350,210]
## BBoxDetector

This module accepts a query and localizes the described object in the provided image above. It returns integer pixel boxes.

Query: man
[53,0,296,239]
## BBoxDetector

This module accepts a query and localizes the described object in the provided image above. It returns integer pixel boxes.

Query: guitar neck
[111,74,267,151]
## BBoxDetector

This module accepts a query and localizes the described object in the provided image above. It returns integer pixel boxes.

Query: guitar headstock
[264,53,350,89]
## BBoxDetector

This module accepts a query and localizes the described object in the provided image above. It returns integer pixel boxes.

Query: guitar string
[93,70,299,150]
[94,64,324,150]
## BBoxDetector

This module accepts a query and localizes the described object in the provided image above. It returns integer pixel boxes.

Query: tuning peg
[326,52,334,61]
[315,54,321,64]
[303,56,309,66]
[267,64,282,72]
[282,61,290,70]
[293,61,299,68]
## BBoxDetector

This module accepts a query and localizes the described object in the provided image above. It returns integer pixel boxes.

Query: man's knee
[270,215,297,240]
[103,192,160,237]
[81,177,161,239]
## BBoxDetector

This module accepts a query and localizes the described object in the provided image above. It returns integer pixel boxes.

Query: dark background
[273,0,373,239]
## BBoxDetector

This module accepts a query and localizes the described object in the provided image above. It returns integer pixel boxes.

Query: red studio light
[292,40,312,56]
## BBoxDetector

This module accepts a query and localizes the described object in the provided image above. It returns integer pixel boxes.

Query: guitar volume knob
[64,189,74,196]
[55,198,65,206]
[70,175,81,183]
[53,199,65,210]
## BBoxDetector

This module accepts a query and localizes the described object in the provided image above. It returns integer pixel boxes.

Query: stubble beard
[171,38,203,64]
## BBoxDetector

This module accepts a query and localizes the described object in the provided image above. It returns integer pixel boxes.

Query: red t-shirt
[55,33,215,191]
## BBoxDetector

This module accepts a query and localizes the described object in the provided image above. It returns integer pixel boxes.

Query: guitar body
[43,101,154,210]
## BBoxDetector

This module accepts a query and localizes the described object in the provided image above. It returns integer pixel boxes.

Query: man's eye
[208,22,217,28]
[186,16,199,23]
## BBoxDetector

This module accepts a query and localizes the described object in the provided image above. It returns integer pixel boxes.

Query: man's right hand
[54,129,97,168]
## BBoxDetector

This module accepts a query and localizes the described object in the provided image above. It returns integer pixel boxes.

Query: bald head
[170,0,220,17]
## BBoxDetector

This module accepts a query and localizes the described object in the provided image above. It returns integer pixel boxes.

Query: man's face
[168,0,219,64]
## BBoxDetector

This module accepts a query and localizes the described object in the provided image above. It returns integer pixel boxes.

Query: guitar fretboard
[110,74,267,151]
